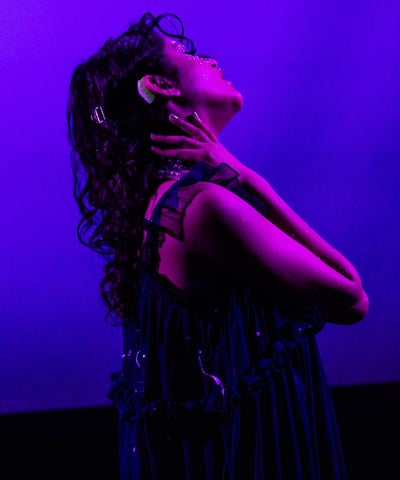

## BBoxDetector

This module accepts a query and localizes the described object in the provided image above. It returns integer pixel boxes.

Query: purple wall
[1,0,399,414]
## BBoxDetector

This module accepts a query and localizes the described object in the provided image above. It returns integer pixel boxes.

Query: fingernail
[193,111,201,121]
[169,114,178,121]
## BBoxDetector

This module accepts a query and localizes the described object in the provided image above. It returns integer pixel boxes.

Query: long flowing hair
[67,13,196,323]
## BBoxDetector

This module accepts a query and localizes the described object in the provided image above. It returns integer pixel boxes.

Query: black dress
[108,162,348,479]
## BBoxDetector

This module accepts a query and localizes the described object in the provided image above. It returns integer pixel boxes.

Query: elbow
[348,289,369,324]
[325,289,369,325]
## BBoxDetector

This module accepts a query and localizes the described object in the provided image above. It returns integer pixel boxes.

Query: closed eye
[198,54,217,61]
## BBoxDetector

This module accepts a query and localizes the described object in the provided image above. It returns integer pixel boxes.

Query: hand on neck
[168,104,230,137]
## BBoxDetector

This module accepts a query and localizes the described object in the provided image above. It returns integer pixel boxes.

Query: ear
[141,74,181,100]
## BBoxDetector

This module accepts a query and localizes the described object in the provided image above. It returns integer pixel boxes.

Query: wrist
[238,166,271,197]
[236,164,253,185]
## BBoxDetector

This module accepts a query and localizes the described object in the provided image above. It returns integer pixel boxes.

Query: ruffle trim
[107,311,324,424]
[107,370,226,424]
[144,161,266,245]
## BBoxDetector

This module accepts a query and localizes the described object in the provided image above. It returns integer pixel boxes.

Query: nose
[199,55,218,68]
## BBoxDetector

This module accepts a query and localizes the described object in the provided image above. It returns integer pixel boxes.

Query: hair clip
[137,77,156,104]
[91,105,106,124]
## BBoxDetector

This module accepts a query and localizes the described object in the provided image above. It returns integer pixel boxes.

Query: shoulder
[182,180,268,257]
[185,180,246,212]
[184,180,263,228]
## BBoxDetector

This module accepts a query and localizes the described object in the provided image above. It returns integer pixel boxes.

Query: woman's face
[162,37,243,118]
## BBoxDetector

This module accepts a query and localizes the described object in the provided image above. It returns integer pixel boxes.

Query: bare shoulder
[185,180,250,214]
[181,180,271,271]
[183,180,264,237]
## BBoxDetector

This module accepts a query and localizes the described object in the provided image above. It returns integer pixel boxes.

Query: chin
[231,90,244,113]
[223,88,243,116]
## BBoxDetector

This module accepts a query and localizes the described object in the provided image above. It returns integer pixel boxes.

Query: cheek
[192,68,222,92]
[178,64,232,99]
[179,61,218,91]
[180,73,215,97]
[196,72,216,89]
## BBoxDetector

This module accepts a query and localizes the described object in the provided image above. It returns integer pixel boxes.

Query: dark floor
[331,382,400,480]
[0,382,399,479]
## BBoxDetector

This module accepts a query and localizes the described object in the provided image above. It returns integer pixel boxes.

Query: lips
[218,68,233,86]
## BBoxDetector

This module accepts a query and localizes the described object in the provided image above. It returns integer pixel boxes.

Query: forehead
[162,37,187,55]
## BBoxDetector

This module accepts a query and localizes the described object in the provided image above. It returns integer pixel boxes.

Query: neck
[194,109,226,135]
[169,105,232,136]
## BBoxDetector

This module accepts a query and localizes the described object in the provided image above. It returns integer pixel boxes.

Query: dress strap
[142,161,267,272]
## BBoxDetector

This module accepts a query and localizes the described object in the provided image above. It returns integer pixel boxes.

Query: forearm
[241,166,362,286]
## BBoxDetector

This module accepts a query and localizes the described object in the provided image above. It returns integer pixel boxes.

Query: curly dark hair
[67,13,196,324]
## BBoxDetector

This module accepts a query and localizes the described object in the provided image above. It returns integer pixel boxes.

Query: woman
[67,12,368,480]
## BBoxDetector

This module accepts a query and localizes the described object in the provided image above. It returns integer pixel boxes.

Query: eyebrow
[198,54,217,61]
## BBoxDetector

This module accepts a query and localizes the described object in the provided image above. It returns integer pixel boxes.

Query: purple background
[1,0,399,414]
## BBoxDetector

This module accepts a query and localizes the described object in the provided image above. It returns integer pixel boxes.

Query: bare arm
[151,113,369,324]
[184,182,368,324]
[238,167,369,323]
[241,167,362,284]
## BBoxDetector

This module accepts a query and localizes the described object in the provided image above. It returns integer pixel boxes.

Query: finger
[169,114,209,141]
[187,112,218,143]
[151,133,203,147]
